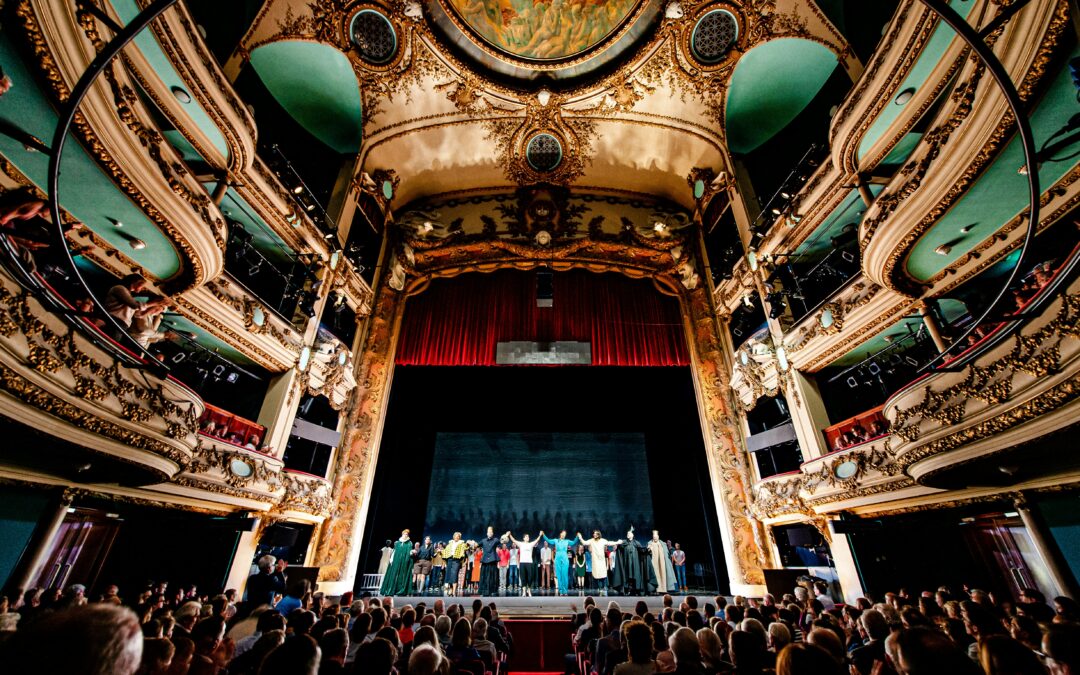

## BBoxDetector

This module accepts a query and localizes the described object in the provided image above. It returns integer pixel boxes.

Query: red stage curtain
[396,270,689,366]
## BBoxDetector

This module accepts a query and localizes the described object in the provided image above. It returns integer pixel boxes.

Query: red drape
[395,270,689,366]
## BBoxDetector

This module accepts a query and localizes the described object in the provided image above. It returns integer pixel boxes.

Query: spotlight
[904,355,920,367]
[248,260,263,276]
[293,185,304,195]
[841,251,856,263]
[846,376,858,389]
[212,364,225,377]
[171,352,186,363]
[770,207,783,216]
[226,372,239,383]
[867,362,881,376]
[306,204,316,212]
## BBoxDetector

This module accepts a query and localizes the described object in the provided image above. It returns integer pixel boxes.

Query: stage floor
[373,593,717,618]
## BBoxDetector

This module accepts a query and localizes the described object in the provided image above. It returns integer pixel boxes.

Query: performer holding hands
[540,530,576,595]
[576,530,624,595]
[505,530,540,596]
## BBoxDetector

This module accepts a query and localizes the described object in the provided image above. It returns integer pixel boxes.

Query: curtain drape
[395,270,689,366]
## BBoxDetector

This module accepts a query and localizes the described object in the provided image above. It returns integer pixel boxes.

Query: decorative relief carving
[0,283,200,472]
[890,291,1079,443]
[205,278,301,351]
[785,280,882,354]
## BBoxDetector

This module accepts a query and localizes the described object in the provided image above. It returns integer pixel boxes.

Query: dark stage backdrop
[359,367,728,593]
[424,432,654,542]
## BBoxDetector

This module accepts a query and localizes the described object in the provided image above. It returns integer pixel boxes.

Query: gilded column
[683,284,770,596]
[310,272,406,595]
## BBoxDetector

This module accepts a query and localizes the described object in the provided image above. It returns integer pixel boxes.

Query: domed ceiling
[446,0,643,60]
[425,0,662,83]
[231,0,857,208]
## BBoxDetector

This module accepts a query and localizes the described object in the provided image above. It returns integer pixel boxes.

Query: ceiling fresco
[443,0,644,61]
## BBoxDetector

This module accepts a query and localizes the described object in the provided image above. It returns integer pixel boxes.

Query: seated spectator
[615,621,657,675]
[260,633,321,675]
[697,627,727,674]
[318,627,349,675]
[729,629,767,675]
[2,604,143,674]
[471,617,497,667]
[409,643,447,675]
[445,617,482,668]
[776,643,843,675]
[669,627,706,675]
[138,637,175,675]
[894,626,981,675]
[1045,622,1080,675]
[979,634,1046,675]
[227,629,284,675]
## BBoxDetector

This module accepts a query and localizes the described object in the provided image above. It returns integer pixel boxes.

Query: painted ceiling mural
[443,0,643,61]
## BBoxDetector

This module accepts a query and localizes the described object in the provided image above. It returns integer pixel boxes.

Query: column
[827,527,867,604]
[255,369,301,461]
[917,300,949,353]
[4,490,73,596]
[224,516,263,597]
[1016,494,1077,599]
[785,370,832,460]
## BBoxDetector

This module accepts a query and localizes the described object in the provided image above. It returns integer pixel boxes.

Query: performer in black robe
[478,526,501,596]
[610,529,656,595]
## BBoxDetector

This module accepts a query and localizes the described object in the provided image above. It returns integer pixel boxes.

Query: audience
[0,575,1075,675]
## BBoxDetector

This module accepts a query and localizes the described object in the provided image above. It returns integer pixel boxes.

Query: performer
[573,544,587,593]
[431,541,446,590]
[648,530,678,594]
[497,542,511,593]
[576,530,624,595]
[506,531,540,597]
[539,540,553,591]
[478,526,500,596]
[671,543,687,591]
[442,532,468,596]
[413,536,435,594]
[540,530,576,595]
[610,528,654,595]
[377,539,394,576]
[379,530,414,596]
[470,545,483,594]
[508,545,520,592]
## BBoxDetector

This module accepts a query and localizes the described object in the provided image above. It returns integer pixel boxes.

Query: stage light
[213,364,226,377]
[770,206,783,216]
[904,355,920,367]
[293,185,304,195]
[747,251,759,271]
[867,362,881,376]
[226,372,239,383]
[171,352,186,363]
[248,260,263,276]
[846,376,858,389]
[306,204,316,212]
[742,293,754,308]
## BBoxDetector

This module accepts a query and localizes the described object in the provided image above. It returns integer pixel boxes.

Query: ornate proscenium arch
[311,223,772,595]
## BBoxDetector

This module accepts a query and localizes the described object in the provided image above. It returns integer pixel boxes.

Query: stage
[371,593,718,618]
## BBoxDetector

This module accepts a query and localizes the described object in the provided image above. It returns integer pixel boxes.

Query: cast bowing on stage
[375,525,684,596]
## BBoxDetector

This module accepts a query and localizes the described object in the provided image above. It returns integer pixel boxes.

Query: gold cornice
[877,0,1070,294]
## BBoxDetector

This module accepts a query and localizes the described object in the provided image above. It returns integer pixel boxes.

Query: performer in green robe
[379,529,415,596]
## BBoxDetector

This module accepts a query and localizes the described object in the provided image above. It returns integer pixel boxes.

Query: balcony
[0,260,203,485]
[885,273,1080,488]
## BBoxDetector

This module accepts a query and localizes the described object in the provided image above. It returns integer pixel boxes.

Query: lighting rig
[747,144,821,249]
[158,317,262,387]
[827,322,929,393]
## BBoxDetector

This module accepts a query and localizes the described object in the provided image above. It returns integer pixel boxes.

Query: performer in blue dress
[540,530,576,595]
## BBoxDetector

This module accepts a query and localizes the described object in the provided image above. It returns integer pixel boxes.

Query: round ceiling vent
[691,10,738,64]
[525,133,563,172]
[350,9,397,65]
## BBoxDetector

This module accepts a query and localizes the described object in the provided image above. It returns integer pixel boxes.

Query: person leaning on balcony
[103,274,149,329]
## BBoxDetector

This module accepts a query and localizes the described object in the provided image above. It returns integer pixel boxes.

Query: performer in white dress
[575,530,624,594]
